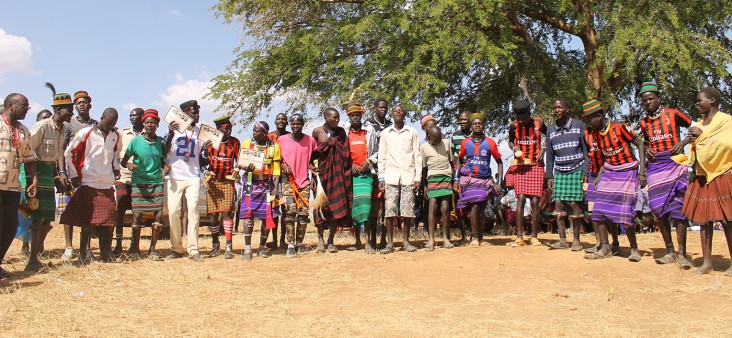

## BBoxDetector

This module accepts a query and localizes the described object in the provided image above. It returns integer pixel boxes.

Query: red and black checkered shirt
[206,137,241,180]
[639,107,692,153]
[594,121,637,166]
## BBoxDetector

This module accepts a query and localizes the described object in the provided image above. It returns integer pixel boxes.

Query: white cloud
[122,102,140,111]
[168,9,181,18]
[153,73,218,118]
[0,29,36,80]
[27,102,48,117]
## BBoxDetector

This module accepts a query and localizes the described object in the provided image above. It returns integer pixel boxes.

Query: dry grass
[1,225,732,337]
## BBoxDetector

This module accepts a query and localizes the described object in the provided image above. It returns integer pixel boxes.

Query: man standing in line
[0,93,38,280]
[202,116,240,258]
[112,108,143,256]
[24,87,73,271]
[312,108,352,253]
[638,82,693,269]
[60,90,98,261]
[164,100,209,262]
[61,108,120,264]
[545,99,589,251]
[505,99,547,247]
[347,102,378,253]
[278,114,317,257]
[266,112,289,250]
[378,105,421,254]
[363,98,391,249]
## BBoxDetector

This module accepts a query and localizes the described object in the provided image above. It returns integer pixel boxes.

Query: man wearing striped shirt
[545,99,588,251]
[638,82,692,269]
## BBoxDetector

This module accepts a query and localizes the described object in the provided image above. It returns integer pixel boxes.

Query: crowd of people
[1,81,731,281]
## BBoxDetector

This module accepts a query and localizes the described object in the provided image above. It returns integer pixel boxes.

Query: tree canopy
[210,0,732,130]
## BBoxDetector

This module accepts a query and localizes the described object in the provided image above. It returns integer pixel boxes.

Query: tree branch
[519,9,576,35]
[504,10,531,44]
[317,0,365,3]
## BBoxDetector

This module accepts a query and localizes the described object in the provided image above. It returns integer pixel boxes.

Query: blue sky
[0,0,515,170]
[0,1,241,131]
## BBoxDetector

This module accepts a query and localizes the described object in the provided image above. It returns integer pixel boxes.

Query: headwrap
[255,121,269,133]
[639,81,660,96]
[420,114,436,127]
[141,109,160,122]
[289,113,305,123]
[44,82,73,107]
[512,99,531,114]
[180,100,199,111]
[214,115,232,129]
[468,112,485,122]
[73,90,91,103]
[582,99,604,117]
[347,102,365,116]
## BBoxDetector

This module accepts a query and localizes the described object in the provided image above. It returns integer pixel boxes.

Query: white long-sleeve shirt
[64,126,120,189]
[377,124,422,185]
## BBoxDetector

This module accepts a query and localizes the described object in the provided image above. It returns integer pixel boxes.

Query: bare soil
[1,225,732,337]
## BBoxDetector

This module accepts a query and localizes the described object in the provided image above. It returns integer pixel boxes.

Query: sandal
[584,251,612,260]
[404,244,418,252]
[570,241,582,252]
[379,247,394,255]
[510,238,526,247]
[548,241,568,250]
[628,249,642,262]
[530,237,542,246]
[148,252,163,261]
[654,253,677,265]
[442,241,455,249]
[677,255,692,270]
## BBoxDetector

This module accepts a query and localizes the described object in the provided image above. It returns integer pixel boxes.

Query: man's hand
[55,175,68,189]
[688,126,703,142]
[359,161,370,173]
[203,140,213,149]
[644,147,655,162]
[113,169,120,180]
[163,165,171,176]
[281,162,291,175]
[453,180,460,194]
[71,177,80,189]
[245,163,256,172]
[593,175,600,189]
[638,174,647,188]
[671,141,685,155]
[351,166,360,175]
[413,180,420,192]
[378,181,385,193]
[581,175,588,184]
[547,178,554,190]
[127,163,138,172]
[168,121,180,133]
[309,163,319,173]
[26,182,37,198]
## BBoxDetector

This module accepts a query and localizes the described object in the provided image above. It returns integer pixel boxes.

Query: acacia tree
[210,0,732,129]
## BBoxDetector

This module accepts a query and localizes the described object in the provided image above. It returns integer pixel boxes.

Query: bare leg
[316,222,326,253]
[258,222,271,257]
[550,201,568,249]
[327,221,338,253]
[439,199,452,248]
[530,196,540,238]
[380,218,395,254]
[674,218,691,269]
[722,222,732,276]
[568,202,583,251]
[402,218,416,252]
[426,198,437,250]
[609,223,620,255]
[624,223,641,262]
[469,203,484,247]
[693,223,714,275]
[113,206,126,255]
[516,195,526,240]
[79,227,91,265]
[655,215,677,264]
[584,220,611,259]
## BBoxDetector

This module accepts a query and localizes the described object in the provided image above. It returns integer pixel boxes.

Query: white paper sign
[238,148,265,171]
[163,105,193,133]
[198,124,223,149]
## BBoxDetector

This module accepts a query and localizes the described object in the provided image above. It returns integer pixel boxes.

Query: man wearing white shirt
[377,105,422,254]
[60,108,120,264]
[164,100,209,262]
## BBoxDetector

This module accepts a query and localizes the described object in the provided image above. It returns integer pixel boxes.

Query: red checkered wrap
[504,163,544,197]
[60,186,117,228]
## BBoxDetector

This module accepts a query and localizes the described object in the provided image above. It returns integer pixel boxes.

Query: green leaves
[210,0,732,129]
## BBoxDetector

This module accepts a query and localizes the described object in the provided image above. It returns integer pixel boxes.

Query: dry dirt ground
[1,225,732,337]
